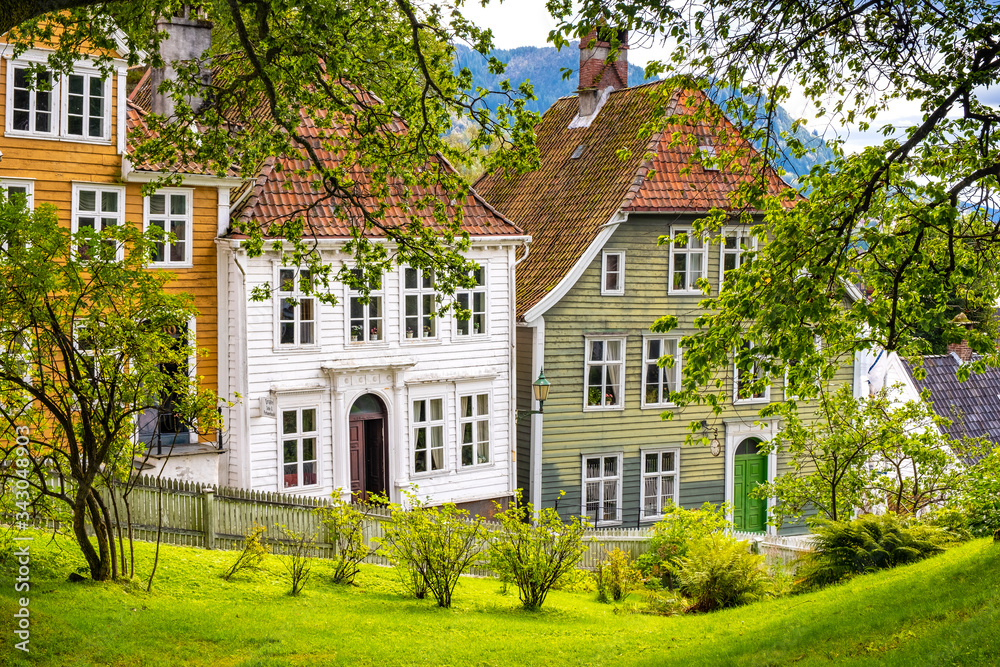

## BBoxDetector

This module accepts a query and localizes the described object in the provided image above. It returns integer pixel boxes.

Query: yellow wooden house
[0,20,239,482]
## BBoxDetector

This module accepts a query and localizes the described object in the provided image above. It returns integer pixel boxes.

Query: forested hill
[453,43,836,183]
[452,42,655,115]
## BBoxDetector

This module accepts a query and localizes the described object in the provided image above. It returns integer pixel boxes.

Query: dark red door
[349,419,365,497]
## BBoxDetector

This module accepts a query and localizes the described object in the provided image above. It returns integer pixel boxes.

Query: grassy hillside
[1,532,998,666]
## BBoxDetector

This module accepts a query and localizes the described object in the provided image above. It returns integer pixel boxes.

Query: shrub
[636,502,733,589]
[221,524,269,581]
[552,566,596,593]
[279,527,315,596]
[796,513,948,591]
[486,494,588,610]
[677,533,769,612]
[378,497,483,608]
[596,548,642,603]
[639,589,689,616]
[315,494,374,584]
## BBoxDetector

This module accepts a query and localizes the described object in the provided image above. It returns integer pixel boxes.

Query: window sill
[583,405,625,413]
[280,484,321,493]
[600,290,625,297]
[150,261,194,270]
[734,397,770,406]
[4,130,112,146]
[591,520,623,528]
[640,402,677,410]
[667,288,704,296]
[347,340,391,348]
[400,337,443,345]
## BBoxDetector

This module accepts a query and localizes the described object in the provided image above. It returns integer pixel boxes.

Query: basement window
[571,144,586,159]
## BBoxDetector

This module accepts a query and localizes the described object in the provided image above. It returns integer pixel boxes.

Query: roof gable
[475,82,791,318]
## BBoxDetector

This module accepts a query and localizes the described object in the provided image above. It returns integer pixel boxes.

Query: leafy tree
[550,1,1000,412]
[3,0,539,307]
[0,194,220,581]
[947,444,1000,539]
[756,384,975,525]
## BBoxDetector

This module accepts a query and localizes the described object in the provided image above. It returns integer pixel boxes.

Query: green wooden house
[476,31,862,535]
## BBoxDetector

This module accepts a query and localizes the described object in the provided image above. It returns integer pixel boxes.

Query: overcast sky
[458,0,925,155]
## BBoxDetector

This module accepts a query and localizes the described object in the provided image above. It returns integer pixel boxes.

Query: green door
[733,452,767,532]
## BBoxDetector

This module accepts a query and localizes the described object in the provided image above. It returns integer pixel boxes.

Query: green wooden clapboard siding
[515,325,535,500]
[521,214,857,530]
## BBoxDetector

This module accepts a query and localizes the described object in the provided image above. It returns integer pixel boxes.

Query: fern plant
[796,514,948,591]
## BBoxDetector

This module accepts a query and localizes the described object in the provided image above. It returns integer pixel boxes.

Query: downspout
[529,315,545,512]
[233,249,252,488]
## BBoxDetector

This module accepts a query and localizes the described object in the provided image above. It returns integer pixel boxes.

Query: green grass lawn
[1,532,998,666]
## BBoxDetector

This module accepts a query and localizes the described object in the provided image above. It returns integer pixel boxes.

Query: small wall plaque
[260,395,276,418]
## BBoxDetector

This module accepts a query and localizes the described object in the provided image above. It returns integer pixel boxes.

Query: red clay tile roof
[475,81,792,318]
[128,69,519,238]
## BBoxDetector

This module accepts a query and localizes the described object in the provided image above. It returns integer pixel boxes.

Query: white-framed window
[276,268,317,347]
[582,453,622,526]
[668,228,707,293]
[412,397,445,474]
[601,250,625,295]
[144,189,193,267]
[62,70,109,140]
[0,179,34,252]
[640,449,680,521]
[0,179,34,208]
[459,392,490,467]
[281,407,319,489]
[71,184,125,260]
[456,266,487,337]
[584,336,625,410]
[642,337,681,408]
[7,61,57,137]
[348,270,384,343]
[720,229,756,286]
[734,341,770,404]
[403,267,437,340]
[5,60,111,142]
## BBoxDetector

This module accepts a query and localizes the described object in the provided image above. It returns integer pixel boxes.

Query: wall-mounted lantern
[516,369,551,422]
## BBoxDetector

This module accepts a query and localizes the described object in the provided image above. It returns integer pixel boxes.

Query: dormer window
[5,60,110,143]
[571,144,586,159]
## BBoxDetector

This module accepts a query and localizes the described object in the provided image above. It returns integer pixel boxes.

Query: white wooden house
[214,151,528,514]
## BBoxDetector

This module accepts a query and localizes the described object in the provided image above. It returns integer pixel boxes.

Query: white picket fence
[35,475,812,573]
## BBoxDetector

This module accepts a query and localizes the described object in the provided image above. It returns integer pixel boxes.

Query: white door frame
[723,418,779,536]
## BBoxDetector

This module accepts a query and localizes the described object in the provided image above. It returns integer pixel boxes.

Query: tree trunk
[72,483,114,581]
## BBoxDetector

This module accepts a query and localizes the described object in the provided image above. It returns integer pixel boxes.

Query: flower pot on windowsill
[406,332,414,339]
[474,324,480,334]
[351,335,359,342]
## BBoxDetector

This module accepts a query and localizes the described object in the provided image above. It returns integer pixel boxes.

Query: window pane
[673,254,686,290]
[79,190,97,212]
[302,437,315,462]
[462,444,473,466]
[282,410,297,434]
[605,364,620,405]
[431,448,444,470]
[585,458,600,479]
[35,110,50,133]
[644,478,658,514]
[283,464,298,487]
[170,194,186,215]
[430,398,442,421]
[90,76,103,97]
[461,395,471,418]
[430,425,443,448]
[477,420,489,443]
[404,268,417,289]
[149,194,166,215]
[279,269,295,292]
[663,452,675,471]
[647,339,660,360]
[69,75,84,95]
[590,340,603,361]
[605,340,621,361]
[413,400,426,422]
[303,461,317,486]
[645,453,658,474]
[280,323,294,345]
[477,394,488,415]
[68,115,84,135]
[604,456,617,477]
[414,427,426,450]
[477,440,489,464]
[462,422,473,444]
[283,439,297,463]
[662,475,675,499]
[101,191,118,212]
[301,408,316,433]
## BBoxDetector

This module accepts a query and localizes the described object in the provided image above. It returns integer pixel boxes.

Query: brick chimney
[947,340,974,362]
[150,5,213,118]
[577,26,628,117]
[947,313,976,362]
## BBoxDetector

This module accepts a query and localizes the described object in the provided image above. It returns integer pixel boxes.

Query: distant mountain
[452,43,836,183]
[452,42,655,116]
